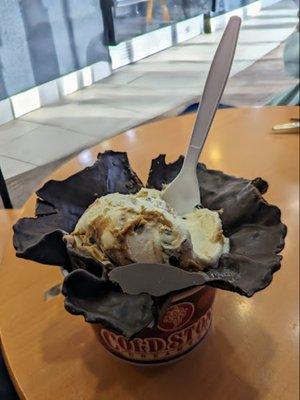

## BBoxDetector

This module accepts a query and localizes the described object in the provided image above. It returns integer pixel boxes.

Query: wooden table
[0,210,22,264]
[0,107,299,400]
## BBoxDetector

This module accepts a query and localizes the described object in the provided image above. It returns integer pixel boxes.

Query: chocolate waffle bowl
[13,151,286,364]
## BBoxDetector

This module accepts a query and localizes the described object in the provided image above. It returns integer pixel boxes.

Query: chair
[0,167,13,209]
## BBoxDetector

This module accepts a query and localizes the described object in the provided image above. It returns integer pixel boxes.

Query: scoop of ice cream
[183,208,229,266]
[64,188,229,270]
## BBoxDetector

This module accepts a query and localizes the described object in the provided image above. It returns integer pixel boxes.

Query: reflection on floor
[0,0,298,208]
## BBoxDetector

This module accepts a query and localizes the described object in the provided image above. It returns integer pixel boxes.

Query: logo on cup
[99,307,212,362]
[158,302,195,332]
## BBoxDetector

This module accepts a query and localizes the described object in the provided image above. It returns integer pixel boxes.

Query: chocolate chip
[125,181,134,190]
[251,177,268,194]
[89,237,96,244]
[169,255,180,267]
[133,224,144,233]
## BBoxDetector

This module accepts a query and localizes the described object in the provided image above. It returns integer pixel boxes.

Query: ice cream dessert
[64,188,229,271]
[12,150,286,354]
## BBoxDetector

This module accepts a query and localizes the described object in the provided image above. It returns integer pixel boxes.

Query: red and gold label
[93,286,216,364]
[158,302,195,332]
[99,306,212,362]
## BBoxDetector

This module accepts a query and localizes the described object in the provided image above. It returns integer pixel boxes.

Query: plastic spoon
[162,16,241,214]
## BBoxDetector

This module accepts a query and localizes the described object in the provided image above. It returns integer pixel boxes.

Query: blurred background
[0,0,298,199]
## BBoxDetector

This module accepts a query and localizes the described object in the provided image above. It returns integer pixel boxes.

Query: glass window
[101,0,213,44]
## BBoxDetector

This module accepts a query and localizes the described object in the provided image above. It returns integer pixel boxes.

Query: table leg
[0,168,13,209]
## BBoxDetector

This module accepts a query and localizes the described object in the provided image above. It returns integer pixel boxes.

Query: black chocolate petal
[108,254,281,298]
[147,154,268,231]
[251,177,268,194]
[147,154,184,190]
[35,199,57,216]
[36,151,142,216]
[147,154,286,296]
[62,269,155,338]
[13,214,77,266]
[109,263,207,296]
[206,253,282,297]
[66,244,107,278]
[229,223,285,261]
[13,151,143,268]
[199,176,264,230]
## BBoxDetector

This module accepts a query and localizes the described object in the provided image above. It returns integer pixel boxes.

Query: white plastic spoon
[162,16,241,214]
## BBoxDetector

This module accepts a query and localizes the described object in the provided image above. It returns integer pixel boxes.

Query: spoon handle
[183,16,241,169]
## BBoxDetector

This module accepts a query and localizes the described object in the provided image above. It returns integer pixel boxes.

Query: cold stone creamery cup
[92,285,216,365]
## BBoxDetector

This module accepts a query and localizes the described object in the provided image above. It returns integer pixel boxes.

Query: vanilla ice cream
[64,188,229,271]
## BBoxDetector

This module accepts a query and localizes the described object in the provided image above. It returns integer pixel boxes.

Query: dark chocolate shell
[147,154,270,231]
[62,269,154,338]
[13,150,287,338]
[13,213,75,266]
[35,150,142,217]
[13,151,143,270]
[147,155,286,296]
[109,263,208,296]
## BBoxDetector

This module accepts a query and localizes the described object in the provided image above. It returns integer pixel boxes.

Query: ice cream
[64,188,229,271]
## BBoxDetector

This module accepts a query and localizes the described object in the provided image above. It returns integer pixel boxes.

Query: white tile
[246,2,261,17]
[1,61,112,125]
[0,120,40,146]
[176,15,204,43]
[21,102,145,138]
[109,26,174,70]
[109,16,204,71]
[0,99,14,125]
[109,42,131,70]
[127,71,207,92]
[0,155,35,179]
[101,68,144,85]
[261,0,284,8]
[91,61,111,82]
[81,66,93,87]
[68,83,192,117]
[57,72,80,96]
[0,125,94,166]
[131,26,173,62]
[139,39,275,64]
[38,80,60,106]
[128,59,206,73]
[10,87,41,118]
[260,8,298,17]
[243,15,297,26]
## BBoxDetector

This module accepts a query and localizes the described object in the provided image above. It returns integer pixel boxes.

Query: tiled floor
[0,0,298,184]
[0,155,34,179]
[1,125,96,166]
[222,41,298,106]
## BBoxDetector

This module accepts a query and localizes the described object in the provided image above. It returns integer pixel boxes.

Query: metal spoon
[162,17,241,214]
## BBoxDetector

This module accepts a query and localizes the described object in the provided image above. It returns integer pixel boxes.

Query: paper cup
[92,286,216,365]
